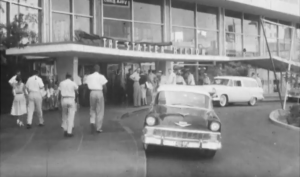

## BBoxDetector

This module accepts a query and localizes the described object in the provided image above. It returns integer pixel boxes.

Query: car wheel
[218,95,228,107]
[202,150,217,159]
[248,97,257,106]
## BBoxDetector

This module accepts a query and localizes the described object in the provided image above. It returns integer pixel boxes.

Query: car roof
[157,85,210,96]
[214,76,256,81]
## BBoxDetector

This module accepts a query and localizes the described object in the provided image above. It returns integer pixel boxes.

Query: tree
[223,62,250,76]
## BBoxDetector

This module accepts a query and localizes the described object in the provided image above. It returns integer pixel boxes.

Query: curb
[269,109,300,131]
[116,108,148,177]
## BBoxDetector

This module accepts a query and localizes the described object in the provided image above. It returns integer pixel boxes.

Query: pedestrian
[203,73,211,85]
[130,68,142,107]
[11,75,27,127]
[9,70,21,87]
[166,68,176,85]
[86,65,108,134]
[140,70,148,106]
[176,70,186,85]
[186,69,195,86]
[126,68,134,105]
[256,73,263,87]
[25,70,45,129]
[58,73,79,137]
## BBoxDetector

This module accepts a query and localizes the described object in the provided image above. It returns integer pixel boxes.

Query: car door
[231,80,246,102]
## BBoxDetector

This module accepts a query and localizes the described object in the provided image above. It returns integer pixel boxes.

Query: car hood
[151,105,211,131]
[198,85,228,92]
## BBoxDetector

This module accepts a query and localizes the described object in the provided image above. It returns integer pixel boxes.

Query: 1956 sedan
[142,85,222,158]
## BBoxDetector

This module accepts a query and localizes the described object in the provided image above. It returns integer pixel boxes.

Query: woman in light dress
[130,68,142,107]
[11,76,27,126]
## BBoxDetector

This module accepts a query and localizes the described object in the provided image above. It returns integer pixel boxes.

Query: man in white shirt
[74,75,82,86]
[187,70,195,86]
[167,68,176,85]
[86,65,108,134]
[25,70,44,129]
[59,73,78,137]
[9,70,21,87]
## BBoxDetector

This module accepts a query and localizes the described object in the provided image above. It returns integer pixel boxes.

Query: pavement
[120,102,300,177]
[0,105,148,177]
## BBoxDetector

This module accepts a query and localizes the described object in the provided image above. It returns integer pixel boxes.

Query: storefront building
[1,0,300,94]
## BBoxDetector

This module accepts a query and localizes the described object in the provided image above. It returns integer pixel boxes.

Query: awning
[5,43,300,72]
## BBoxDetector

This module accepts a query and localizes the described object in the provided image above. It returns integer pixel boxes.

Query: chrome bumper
[142,126,222,150]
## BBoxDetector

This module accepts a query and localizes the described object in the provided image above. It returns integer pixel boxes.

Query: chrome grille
[153,129,210,140]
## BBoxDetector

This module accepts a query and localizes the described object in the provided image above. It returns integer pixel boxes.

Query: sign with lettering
[103,0,129,6]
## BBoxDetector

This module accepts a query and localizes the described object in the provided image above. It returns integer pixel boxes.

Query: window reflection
[52,0,71,12]
[197,5,218,30]
[133,0,163,23]
[11,4,41,44]
[104,1,131,20]
[197,30,218,55]
[74,0,92,15]
[243,14,259,35]
[279,26,292,59]
[172,0,194,27]
[104,20,131,41]
[12,0,41,7]
[263,22,278,56]
[172,27,195,48]
[134,23,162,43]
[52,13,71,42]
[75,16,91,33]
[226,34,242,57]
[294,25,300,61]
[225,10,242,33]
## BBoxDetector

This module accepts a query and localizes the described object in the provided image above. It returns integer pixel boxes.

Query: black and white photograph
[0,0,299,177]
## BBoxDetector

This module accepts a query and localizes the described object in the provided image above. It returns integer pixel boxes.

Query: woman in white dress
[11,76,27,126]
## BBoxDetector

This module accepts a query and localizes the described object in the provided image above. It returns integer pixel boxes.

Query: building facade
[1,0,300,93]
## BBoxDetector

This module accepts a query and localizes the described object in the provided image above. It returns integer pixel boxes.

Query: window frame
[50,0,95,42]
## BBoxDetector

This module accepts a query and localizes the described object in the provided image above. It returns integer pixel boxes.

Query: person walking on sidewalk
[59,73,78,137]
[86,65,108,134]
[25,70,45,129]
[11,75,27,127]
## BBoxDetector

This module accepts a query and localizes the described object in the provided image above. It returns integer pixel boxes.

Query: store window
[243,14,260,56]
[0,1,7,39]
[104,20,131,41]
[52,13,71,42]
[133,0,163,23]
[12,0,42,7]
[172,0,195,27]
[52,0,93,42]
[264,20,278,56]
[172,27,195,48]
[75,16,92,34]
[225,10,242,57]
[134,23,162,43]
[103,0,131,20]
[52,0,71,12]
[197,5,218,55]
[10,3,42,44]
[278,21,292,59]
[294,24,300,61]
[74,0,92,15]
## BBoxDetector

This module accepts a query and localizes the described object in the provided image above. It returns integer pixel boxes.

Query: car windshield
[213,78,230,85]
[156,91,210,109]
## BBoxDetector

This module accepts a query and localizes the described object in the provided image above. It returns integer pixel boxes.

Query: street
[120,102,300,177]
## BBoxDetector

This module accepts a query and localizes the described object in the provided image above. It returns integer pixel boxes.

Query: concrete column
[73,56,79,81]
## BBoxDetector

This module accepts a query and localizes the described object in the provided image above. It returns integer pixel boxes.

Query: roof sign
[103,0,129,6]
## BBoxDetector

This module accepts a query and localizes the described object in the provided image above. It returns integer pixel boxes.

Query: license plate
[176,141,189,147]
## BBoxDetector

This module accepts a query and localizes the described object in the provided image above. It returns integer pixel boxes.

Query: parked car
[142,85,222,158]
[287,83,300,102]
[200,76,264,107]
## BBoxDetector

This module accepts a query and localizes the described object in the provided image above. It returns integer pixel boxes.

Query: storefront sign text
[101,38,207,56]
[103,0,129,6]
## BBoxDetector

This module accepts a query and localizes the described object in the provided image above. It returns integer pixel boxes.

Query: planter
[286,104,300,127]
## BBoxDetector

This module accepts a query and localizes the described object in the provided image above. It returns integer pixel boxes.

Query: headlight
[146,117,156,126]
[210,122,221,132]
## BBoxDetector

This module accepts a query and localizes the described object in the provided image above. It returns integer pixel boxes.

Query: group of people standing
[9,64,108,138]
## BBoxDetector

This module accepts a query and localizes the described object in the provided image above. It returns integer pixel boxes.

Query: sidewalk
[264,93,284,102]
[0,105,147,177]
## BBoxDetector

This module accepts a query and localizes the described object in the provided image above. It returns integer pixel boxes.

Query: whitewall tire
[218,95,228,107]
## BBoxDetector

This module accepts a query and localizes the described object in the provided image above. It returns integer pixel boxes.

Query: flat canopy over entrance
[6,43,300,72]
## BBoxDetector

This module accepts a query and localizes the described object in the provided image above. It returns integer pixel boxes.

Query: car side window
[233,80,242,87]
[227,80,233,86]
